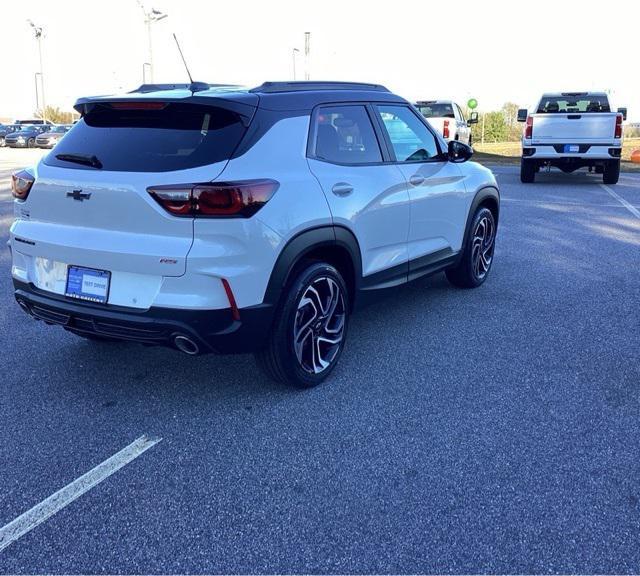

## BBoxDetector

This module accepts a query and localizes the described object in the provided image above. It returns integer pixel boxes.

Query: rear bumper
[523,142,621,160]
[13,280,274,354]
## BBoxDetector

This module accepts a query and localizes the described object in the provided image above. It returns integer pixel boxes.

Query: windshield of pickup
[536,95,611,114]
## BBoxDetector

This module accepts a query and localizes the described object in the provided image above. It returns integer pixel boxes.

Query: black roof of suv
[74,81,407,114]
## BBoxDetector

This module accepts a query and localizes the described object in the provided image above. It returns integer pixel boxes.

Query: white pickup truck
[415,100,478,145]
[517,92,627,184]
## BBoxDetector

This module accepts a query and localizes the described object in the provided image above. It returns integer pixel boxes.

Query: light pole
[137,1,167,83]
[304,32,310,80]
[142,62,152,84]
[27,20,46,123]
[34,73,42,112]
[292,48,300,80]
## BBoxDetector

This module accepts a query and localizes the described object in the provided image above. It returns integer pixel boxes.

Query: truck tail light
[524,116,533,139]
[615,113,623,139]
[148,179,279,218]
[11,170,35,200]
[443,120,450,139]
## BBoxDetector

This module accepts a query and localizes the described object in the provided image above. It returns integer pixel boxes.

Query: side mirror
[517,108,528,122]
[617,107,627,121]
[448,140,473,163]
[467,111,479,126]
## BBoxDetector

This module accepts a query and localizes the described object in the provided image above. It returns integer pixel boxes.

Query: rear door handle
[332,182,354,196]
[409,174,425,186]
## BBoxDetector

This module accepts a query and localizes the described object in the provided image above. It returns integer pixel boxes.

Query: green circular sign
[467,98,478,109]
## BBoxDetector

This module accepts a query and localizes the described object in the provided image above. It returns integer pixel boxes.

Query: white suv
[10,81,499,387]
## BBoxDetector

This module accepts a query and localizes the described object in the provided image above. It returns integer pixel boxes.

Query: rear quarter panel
[191,114,333,309]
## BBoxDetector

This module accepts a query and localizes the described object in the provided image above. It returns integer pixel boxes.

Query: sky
[1,0,638,121]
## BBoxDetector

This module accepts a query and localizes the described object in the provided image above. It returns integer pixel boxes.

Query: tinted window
[377,105,441,162]
[416,103,455,119]
[536,95,611,113]
[313,105,382,164]
[44,102,247,172]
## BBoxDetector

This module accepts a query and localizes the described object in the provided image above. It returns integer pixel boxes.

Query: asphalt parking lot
[0,148,639,573]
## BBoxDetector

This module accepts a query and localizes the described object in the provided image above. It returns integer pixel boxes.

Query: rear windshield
[44,102,248,172]
[415,103,455,119]
[536,95,611,114]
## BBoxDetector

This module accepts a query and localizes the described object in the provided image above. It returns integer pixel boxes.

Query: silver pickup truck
[517,92,627,184]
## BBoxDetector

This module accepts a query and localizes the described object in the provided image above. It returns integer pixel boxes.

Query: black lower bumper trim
[13,281,274,354]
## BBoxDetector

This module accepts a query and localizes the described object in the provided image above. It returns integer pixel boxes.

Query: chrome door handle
[332,182,354,196]
[409,174,425,186]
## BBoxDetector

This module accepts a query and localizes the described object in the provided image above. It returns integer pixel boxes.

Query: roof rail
[250,81,390,94]
[129,82,236,94]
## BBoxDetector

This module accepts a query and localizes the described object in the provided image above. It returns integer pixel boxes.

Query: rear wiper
[55,153,103,169]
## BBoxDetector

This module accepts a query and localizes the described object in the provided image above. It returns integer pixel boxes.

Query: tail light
[615,113,623,139]
[11,170,35,200]
[110,102,168,110]
[148,179,279,218]
[524,116,533,139]
[443,120,450,139]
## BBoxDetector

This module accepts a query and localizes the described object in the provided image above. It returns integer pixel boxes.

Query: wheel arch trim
[263,225,363,307]
[460,186,500,259]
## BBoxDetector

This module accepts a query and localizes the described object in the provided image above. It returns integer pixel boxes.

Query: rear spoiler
[73,92,259,126]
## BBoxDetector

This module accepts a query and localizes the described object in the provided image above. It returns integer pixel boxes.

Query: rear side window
[376,105,441,162]
[44,102,248,172]
[536,95,611,114]
[312,105,382,165]
[416,102,455,119]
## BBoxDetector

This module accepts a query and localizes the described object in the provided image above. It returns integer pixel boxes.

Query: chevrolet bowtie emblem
[67,190,91,201]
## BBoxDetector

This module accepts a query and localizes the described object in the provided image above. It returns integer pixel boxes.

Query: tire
[603,160,620,185]
[255,262,349,388]
[520,158,535,183]
[27,138,35,149]
[445,207,497,289]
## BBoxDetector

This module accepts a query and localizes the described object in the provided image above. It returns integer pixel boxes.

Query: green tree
[471,111,508,143]
[501,102,522,141]
[35,106,76,124]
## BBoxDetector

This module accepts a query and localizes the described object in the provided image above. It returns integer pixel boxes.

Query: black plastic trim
[408,248,458,282]
[251,81,390,94]
[263,225,362,307]
[13,280,274,354]
[459,187,500,257]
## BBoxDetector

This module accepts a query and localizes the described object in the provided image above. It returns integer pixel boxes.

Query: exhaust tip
[174,335,199,355]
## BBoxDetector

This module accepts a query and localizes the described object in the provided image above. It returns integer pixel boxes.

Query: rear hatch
[12,98,254,305]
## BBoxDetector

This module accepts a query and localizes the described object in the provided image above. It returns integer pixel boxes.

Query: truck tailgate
[532,113,616,142]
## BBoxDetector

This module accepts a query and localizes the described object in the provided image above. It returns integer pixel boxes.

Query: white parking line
[601,184,640,220]
[0,435,161,553]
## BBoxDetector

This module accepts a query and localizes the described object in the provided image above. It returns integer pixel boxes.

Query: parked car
[517,91,626,184]
[35,124,73,149]
[415,100,478,145]
[4,124,51,148]
[15,118,53,125]
[10,81,499,387]
[0,124,20,147]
